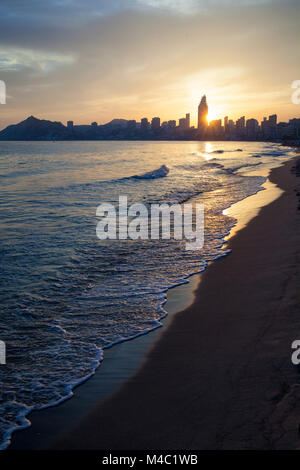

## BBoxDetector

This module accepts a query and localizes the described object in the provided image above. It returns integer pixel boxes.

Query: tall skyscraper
[224,116,229,133]
[185,113,190,129]
[198,95,208,131]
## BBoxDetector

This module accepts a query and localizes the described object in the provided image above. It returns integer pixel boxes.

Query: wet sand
[51,156,300,450]
[8,275,198,450]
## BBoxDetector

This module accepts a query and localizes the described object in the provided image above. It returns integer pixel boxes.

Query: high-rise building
[236,116,245,129]
[289,119,300,138]
[168,120,176,129]
[269,114,277,126]
[224,116,229,133]
[209,119,222,129]
[228,119,235,137]
[246,118,259,139]
[198,95,208,130]
[261,114,277,139]
[141,118,149,131]
[209,119,223,138]
[91,122,98,128]
[236,116,246,138]
[185,113,190,129]
[67,120,73,130]
[151,117,161,130]
[179,118,187,129]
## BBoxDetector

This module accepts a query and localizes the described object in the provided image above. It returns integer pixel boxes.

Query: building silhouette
[236,116,246,138]
[246,118,259,140]
[209,119,223,138]
[168,120,176,129]
[185,113,190,129]
[59,94,300,143]
[127,120,136,129]
[224,116,229,134]
[151,117,161,130]
[261,114,277,139]
[141,118,149,131]
[198,95,208,132]
[179,118,187,129]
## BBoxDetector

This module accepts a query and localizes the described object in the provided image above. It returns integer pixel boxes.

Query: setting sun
[207,107,223,124]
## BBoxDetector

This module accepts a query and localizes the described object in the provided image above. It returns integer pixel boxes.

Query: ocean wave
[132,165,169,179]
[201,162,224,169]
[226,162,262,173]
[206,149,243,154]
[201,161,262,174]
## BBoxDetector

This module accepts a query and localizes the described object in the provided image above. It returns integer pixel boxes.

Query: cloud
[135,0,274,14]
[0,48,75,73]
[0,0,299,128]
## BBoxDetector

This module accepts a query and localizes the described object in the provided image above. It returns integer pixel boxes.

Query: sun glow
[207,108,220,124]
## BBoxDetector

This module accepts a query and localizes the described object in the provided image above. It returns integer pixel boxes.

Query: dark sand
[50,157,300,450]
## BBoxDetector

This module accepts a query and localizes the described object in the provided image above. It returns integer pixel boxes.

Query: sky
[0,0,299,129]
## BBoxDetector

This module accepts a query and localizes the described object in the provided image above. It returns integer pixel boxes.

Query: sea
[0,140,295,449]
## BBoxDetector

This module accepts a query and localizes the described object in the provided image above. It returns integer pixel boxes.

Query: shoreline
[8,155,299,450]
[52,156,300,450]
[8,262,200,450]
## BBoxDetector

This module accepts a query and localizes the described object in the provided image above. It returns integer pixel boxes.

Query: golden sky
[0,0,299,129]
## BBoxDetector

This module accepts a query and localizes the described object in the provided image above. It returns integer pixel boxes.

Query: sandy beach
[42,156,300,451]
